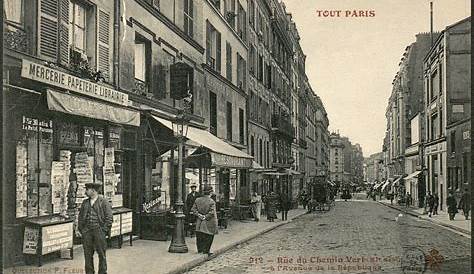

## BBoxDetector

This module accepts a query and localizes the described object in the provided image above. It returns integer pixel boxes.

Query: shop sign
[142,197,161,213]
[22,116,53,133]
[425,142,446,155]
[21,59,129,106]
[211,153,252,168]
[41,222,73,255]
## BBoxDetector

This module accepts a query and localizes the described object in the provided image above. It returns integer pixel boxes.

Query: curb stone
[378,201,471,236]
[165,211,308,274]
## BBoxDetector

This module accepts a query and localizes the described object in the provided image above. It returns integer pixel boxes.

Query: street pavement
[185,200,471,274]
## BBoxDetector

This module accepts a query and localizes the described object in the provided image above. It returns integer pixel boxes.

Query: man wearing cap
[191,186,218,256]
[185,184,200,236]
[78,183,113,274]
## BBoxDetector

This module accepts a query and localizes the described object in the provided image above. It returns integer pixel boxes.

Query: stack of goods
[16,142,28,218]
[71,152,94,235]
[103,148,117,202]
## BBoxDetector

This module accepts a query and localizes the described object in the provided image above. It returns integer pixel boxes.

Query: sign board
[41,222,73,255]
[21,59,129,106]
[121,212,133,234]
[110,214,121,237]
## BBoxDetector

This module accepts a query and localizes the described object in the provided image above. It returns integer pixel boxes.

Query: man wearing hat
[185,184,200,236]
[78,183,113,274]
[191,186,218,256]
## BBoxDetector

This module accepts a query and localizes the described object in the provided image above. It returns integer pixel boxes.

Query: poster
[16,142,28,218]
[41,222,73,255]
[23,227,39,254]
[103,147,117,202]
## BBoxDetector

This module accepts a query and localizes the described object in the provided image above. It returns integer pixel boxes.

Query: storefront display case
[23,214,74,266]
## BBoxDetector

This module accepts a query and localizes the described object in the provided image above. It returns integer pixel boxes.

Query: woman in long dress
[266,192,278,222]
[250,192,262,221]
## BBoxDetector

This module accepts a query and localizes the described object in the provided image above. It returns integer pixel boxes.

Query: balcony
[4,23,28,53]
[271,113,295,140]
[132,78,153,99]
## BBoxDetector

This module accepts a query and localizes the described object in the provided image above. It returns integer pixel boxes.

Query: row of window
[206,21,247,90]
[250,136,270,168]
[209,91,245,144]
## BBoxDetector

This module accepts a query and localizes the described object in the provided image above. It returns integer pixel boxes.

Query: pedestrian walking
[191,186,218,256]
[389,192,394,205]
[265,192,278,222]
[250,192,262,221]
[447,191,458,221]
[458,189,471,220]
[78,183,113,274]
[279,193,291,221]
[185,184,200,236]
[405,192,412,208]
[299,190,308,209]
[427,192,435,217]
[423,192,430,214]
[433,193,439,215]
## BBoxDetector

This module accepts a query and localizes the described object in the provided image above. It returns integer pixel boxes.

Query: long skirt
[251,203,261,220]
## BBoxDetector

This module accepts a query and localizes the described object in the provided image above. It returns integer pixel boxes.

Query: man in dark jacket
[191,186,218,256]
[458,189,471,220]
[185,185,200,235]
[279,193,291,221]
[78,183,113,274]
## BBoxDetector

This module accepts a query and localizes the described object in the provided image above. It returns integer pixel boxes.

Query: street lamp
[169,107,191,253]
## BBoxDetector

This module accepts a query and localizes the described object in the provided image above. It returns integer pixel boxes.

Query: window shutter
[206,21,211,65]
[155,64,167,99]
[216,31,221,72]
[58,0,69,65]
[97,9,111,82]
[37,0,59,61]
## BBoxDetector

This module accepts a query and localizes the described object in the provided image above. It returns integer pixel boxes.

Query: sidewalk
[5,208,307,274]
[378,199,471,235]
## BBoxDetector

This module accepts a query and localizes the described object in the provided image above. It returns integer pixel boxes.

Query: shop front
[143,115,254,225]
[3,59,140,266]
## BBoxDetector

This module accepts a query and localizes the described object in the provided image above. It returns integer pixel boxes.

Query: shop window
[183,0,193,37]
[16,116,54,218]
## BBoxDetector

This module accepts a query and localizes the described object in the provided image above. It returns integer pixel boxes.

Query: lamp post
[169,107,190,253]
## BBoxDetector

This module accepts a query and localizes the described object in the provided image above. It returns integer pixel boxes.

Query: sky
[283,0,470,157]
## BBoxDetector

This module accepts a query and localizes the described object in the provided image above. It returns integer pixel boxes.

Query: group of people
[425,190,470,221]
[252,191,292,222]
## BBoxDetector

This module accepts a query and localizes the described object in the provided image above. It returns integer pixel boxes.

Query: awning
[286,169,301,175]
[152,115,253,168]
[263,172,286,177]
[373,182,383,189]
[404,171,422,180]
[47,89,140,126]
[392,176,402,186]
[381,180,391,192]
[251,161,264,170]
[327,180,336,186]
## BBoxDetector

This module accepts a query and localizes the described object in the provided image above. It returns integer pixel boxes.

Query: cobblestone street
[185,200,471,274]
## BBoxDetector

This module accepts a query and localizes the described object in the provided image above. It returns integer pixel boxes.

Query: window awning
[392,176,402,186]
[152,115,253,168]
[381,180,391,192]
[47,89,140,126]
[404,171,422,180]
[263,172,287,176]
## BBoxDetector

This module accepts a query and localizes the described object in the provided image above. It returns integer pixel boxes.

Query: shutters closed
[38,0,59,61]
[58,0,69,65]
[97,9,111,82]
[216,31,221,72]
[206,21,211,66]
[155,63,167,99]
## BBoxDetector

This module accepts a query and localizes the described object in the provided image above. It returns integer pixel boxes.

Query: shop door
[122,152,137,211]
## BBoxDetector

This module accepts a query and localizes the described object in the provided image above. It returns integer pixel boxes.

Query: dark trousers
[196,231,214,254]
[82,228,107,274]
[281,210,288,221]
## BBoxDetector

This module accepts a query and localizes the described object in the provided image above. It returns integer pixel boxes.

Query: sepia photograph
[1,0,471,273]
